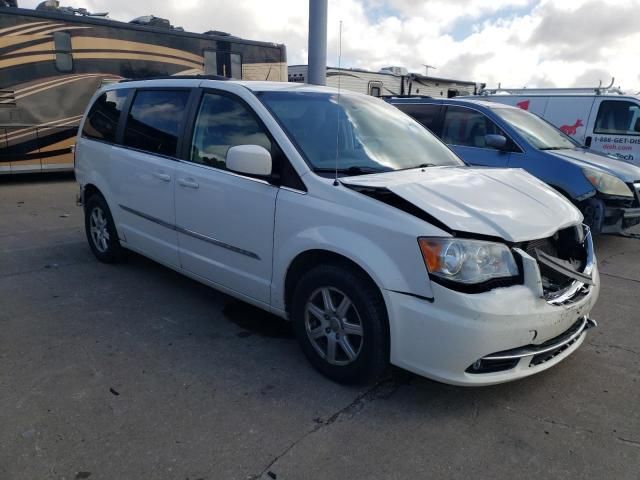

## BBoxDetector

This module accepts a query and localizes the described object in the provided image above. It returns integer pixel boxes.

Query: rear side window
[594,100,640,136]
[189,92,271,169]
[442,106,505,148]
[82,89,128,143]
[123,90,190,157]
[396,103,442,133]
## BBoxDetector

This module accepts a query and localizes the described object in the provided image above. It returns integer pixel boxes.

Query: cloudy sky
[21,0,640,90]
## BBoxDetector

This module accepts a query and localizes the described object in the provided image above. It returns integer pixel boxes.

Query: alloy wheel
[89,206,110,253]
[304,286,364,366]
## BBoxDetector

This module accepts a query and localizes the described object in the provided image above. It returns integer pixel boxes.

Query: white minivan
[75,78,600,386]
[478,92,640,166]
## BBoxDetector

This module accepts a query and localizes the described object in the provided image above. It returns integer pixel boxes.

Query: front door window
[442,106,507,149]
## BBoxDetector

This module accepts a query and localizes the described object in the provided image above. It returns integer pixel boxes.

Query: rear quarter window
[82,89,129,143]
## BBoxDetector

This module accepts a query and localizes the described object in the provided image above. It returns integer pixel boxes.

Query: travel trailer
[476,83,640,167]
[288,65,478,98]
[0,2,286,174]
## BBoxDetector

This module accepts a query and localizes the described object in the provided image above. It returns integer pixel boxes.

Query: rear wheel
[84,193,123,263]
[291,264,389,384]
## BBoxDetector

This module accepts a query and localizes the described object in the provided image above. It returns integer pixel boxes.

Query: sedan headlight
[418,237,519,285]
[583,168,633,197]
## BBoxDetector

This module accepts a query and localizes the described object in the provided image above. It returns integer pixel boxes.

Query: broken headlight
[418,237,519,286]
[583,168,633,198]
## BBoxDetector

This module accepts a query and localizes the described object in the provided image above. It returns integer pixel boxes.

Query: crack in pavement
[249,375,409,479]
[599,271,640,284]
[505,406,640,449]
[587,342,639,356]
[617,437,640,448]
[505,406,596,435]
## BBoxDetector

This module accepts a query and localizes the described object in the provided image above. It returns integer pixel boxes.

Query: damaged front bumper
[467,316,597,374]
[385,224,599,386]
[602,204,640,233]
[583,184,640,234]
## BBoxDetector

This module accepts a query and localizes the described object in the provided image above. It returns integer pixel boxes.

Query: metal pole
[308,0,328,86]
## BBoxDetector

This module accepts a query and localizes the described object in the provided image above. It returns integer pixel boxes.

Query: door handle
[153,171,171,182]
[585,136,592,148]
[178,178,199,189]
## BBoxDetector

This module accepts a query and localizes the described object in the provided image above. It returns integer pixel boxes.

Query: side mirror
[485,134,507,150]
[226,145,272,177]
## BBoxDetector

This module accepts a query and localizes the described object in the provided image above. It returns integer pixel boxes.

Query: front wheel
[291,264,389,384]
[84,193,123,263]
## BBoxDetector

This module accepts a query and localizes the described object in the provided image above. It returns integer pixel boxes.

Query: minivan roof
[102,78,360,95]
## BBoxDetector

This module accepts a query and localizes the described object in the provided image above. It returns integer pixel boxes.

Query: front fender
[271,225,433,311]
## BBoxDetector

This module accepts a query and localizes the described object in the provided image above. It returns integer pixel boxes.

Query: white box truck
[476,85,640,167]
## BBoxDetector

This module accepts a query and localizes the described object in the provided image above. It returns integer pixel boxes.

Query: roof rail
[119,75,229,83]
[380,94,432,99]
[479,77,622,96]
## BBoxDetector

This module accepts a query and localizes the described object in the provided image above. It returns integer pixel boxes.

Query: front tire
[84,193,123,263]
[291,264,389,384]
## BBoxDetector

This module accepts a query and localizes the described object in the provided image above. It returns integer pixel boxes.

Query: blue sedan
[387,97,640,234]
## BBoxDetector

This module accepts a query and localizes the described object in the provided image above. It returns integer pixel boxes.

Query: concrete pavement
[1,174,638,480]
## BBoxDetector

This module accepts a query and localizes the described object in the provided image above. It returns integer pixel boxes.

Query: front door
[589,98,640,166]
[174,90,278,304]
[442,105,511,167]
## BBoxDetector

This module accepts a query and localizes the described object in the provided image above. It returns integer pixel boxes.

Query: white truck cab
[477,91,640,166]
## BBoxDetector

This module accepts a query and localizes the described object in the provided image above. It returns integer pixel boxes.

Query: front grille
[520,225,589,301]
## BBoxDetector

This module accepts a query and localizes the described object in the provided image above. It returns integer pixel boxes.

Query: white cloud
[18,0,640,90]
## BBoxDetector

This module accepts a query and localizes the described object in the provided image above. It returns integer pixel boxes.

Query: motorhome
[0,2,286,174]
[476,83,640,167]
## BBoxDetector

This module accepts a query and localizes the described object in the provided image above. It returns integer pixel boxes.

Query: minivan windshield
[493,107,578,151]
[258,91,463,174]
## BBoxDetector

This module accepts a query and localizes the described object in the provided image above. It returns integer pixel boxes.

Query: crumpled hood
[342,166,583,242]
[549,148,640,182]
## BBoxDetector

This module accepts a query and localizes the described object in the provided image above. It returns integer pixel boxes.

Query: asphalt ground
[1,173,639,480]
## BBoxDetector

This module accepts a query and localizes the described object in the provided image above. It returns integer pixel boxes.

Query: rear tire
[291,263,389,384]
[84,193,123,263]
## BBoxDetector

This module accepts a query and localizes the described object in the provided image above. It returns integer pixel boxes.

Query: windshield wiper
[397,163,438,171]
[539,147,568,151]
[313,166,390,175]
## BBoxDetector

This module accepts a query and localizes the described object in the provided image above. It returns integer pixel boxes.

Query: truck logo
[560,119,583,136]
[516,100,530,110]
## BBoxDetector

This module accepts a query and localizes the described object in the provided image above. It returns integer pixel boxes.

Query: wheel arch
[82,183,103,208]
[284,248,392,371]
[283,249,384,316]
